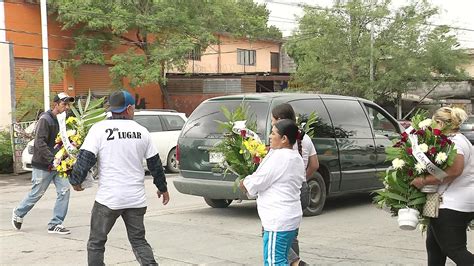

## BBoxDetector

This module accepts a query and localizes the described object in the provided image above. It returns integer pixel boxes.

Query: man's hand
[72,184,84,191]
[410,177,425,189]
[157,190,170,205]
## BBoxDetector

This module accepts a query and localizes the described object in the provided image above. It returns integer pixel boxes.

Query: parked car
[134,109,187,173]
[173,93,402,216]
[397,119,412,130]
[460,115,474,144]
[22,109,187,173]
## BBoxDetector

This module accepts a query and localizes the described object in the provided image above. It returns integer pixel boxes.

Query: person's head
[270,119,299,149]
[432,107,468,133]
[52,92,74,114]
[271,103,296,126]
[108,90,136,119]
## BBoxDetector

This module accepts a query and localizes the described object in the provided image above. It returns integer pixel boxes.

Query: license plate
[209,152,224,163]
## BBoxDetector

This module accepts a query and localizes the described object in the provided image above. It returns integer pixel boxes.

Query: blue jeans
[14,168,70,227]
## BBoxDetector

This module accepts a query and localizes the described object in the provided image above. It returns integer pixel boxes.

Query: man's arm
[70,150,97,190]
[146,153,167,192]
[35,118,54,163]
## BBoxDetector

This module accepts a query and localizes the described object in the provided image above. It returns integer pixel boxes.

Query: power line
[265,0,474,33]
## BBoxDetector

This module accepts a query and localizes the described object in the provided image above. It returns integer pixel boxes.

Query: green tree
[15,61,64,122]
[285,0,468,104]
[50,0,281,107]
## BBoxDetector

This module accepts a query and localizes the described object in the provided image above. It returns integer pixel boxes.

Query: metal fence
[11,120,36,174]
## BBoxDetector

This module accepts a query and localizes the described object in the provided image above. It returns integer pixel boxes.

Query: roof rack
[136,108,178,113]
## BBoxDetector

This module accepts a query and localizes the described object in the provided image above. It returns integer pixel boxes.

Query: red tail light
[176,144,180,162]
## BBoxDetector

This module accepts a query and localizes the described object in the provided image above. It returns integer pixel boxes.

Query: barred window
[187,46,201,61]
[237,49,256,66]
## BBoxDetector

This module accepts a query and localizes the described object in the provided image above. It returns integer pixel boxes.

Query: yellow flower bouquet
[214,105,268,186]
[53,92,106,178]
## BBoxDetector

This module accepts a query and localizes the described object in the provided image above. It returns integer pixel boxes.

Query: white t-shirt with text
[81,119,157,210]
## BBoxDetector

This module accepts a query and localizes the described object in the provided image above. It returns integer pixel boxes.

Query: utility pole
[40,0,50,111]
[369,18,374,82]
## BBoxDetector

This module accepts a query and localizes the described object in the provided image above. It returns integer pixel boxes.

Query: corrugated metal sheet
[241,76,256,93]
[75,64,112,95]
[203,78,242,94]
[14,58,63,102]
[168,78,203,94]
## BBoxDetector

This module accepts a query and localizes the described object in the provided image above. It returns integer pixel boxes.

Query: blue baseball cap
[108,90,135,113]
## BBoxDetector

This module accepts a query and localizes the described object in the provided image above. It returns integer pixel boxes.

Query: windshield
[181,100,270,139]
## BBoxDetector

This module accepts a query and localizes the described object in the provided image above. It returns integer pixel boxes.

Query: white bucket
[397,208,420,230]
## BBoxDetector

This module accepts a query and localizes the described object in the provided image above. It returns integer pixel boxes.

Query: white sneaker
[48,224,70,235]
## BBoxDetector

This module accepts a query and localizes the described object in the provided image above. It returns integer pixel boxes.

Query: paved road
[0,173,472,265]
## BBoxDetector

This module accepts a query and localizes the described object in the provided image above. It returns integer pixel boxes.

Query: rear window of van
[181,101,270,139]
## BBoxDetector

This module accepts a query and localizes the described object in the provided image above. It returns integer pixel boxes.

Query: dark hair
[272,103,304,154]
[272,103,296,121]
[274,119,299,146]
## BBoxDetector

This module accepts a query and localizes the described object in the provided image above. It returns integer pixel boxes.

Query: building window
[271,52,279,71]
[237,49,256,66]
[187,45,201,61]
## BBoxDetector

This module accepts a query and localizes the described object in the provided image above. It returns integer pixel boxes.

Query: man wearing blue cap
[70,90,169,265]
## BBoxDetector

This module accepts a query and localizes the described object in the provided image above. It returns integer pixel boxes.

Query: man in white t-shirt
[70,90,169,265]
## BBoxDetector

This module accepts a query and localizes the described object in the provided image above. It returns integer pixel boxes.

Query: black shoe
[48,224,70,235]
[299,260,309,266]
[12,209,22,230]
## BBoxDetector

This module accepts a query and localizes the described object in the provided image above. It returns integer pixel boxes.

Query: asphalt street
[0,172,472,265]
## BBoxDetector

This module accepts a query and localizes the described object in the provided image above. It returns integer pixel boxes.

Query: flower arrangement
[54,92,106,178]
[374,111,457,229]
[213,104,267,186]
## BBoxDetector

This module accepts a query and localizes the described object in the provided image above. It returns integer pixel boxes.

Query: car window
[288,99,335,138]
[461,116,474,130]
[160,115,185,131]
[182,101,270,139]
[134,115,163,132]
[364,104,398,137]
[323,99,372,138]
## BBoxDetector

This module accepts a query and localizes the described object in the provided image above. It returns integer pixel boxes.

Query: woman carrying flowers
[271,103,318,266]
[410,107,474,265]
[240,119,305,266]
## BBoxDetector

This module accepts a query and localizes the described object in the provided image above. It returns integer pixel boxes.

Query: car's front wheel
[204,198,233,208]
[303,172,327,216]
[166,148,179,173]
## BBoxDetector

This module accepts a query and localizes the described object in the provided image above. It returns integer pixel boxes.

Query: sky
[258,0,474,48]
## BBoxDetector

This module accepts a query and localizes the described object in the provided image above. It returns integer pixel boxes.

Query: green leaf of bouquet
[77,98,84,115]
[83,114,106,127]
[84,90,92,112]
[408,190,425,200]
[408,197,426,206]
[446,146,457,166]
[70,105,81,118]
[221,106,232,121]
[378,191,409,202]
[86,97,105,111]
[82,108,106,119]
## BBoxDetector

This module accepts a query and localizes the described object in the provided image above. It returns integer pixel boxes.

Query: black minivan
[174,93,402,216]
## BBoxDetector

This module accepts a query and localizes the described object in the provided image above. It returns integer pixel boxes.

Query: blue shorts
[263,229,298,266]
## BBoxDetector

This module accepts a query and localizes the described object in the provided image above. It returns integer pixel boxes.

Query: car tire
[303,172,327,216]
[204,198,233,208]
[166,148,179,173]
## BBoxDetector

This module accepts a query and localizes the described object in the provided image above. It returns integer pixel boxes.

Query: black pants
[426,208,474,266]
[87,201,157,266]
